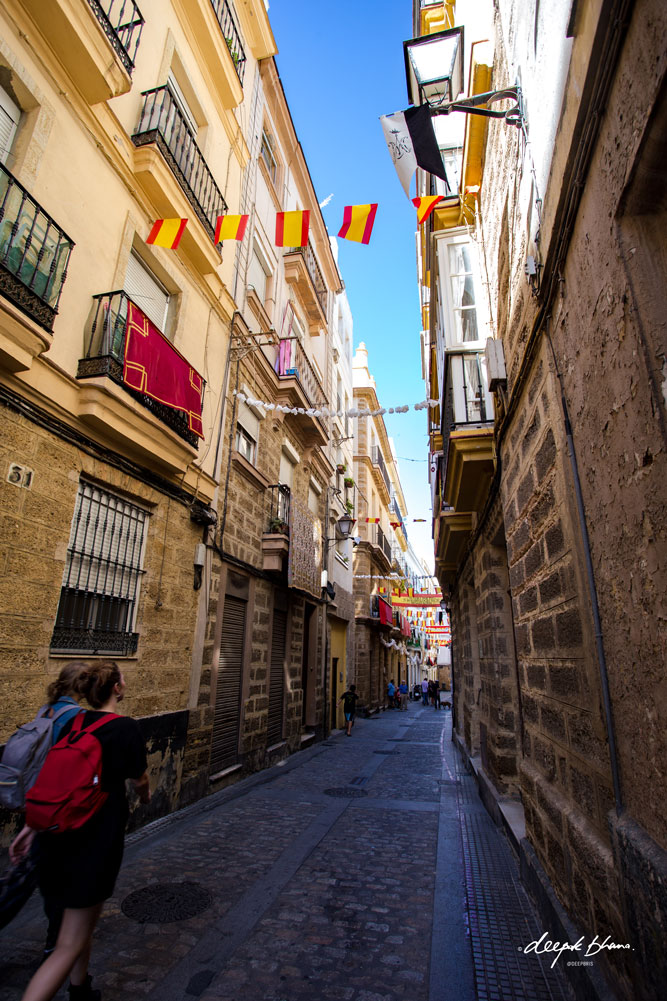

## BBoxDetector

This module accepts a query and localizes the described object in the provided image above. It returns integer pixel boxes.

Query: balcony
[370,593,393,625]
[441,349,495,513]
[262,484,290,572]
[76,292,201,472]
[133,86,227,243]
[267,336,328,446]
[0,164,74,368]
[371,445,391,494]
[20,0,143,103]
[372,524,392,564]
[283,242,327,331]
[210,0,246,83]
[172,0,246,109]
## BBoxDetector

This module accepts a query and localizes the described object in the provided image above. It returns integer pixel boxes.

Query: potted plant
[268,515,288,534]
[336,462,347,474]
[345,499,354,514]
[343,476,354,488]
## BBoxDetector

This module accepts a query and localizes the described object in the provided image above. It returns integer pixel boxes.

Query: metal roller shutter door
[267,608,287,747]
[210,595,245,773]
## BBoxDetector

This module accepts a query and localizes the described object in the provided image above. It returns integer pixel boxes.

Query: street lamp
[321,493,356,739]
[404,27,523,126]
[404,26,464,107]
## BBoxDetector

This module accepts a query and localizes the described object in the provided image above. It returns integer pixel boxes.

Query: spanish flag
[365,517,380,523]
[412,196,444,225]
[146,218,188,250]
[338,203,378,244]
[215,214,249,243]
[275,210,310,248]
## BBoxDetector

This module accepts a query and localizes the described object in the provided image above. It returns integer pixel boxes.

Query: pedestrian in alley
[386,679,396,710]
[0,661,87,954]
[9,660,150,1001]
[421,676,429,705]
[398,680,409,711]
[337,684,360,736]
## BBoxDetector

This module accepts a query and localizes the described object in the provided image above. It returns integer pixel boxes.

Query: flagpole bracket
[430,87,523,127]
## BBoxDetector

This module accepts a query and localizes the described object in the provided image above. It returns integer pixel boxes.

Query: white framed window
[125,251,170,333]
[248,242,271,304]
[0,84,20,165]
[235,423,256,463]
[51,482,149,656]
[260,129,277,182]
[436,233,488,349]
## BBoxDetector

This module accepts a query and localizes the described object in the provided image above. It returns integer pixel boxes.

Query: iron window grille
[51,482,148,656]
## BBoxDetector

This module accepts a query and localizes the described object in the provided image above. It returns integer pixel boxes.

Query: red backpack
[25,713,119,833]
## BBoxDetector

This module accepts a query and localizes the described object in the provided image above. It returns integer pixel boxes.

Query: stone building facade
[352,343,410,712]
[415,0,667,998]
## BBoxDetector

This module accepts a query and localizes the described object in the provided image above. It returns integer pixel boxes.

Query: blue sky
[269,0,435,570]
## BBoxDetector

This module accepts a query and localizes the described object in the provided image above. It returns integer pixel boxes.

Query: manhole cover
[323,787,369,798]
[374,749,397,754]
[121,882,212,923]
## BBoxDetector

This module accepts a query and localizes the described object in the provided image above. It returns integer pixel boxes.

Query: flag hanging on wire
[215,214,249,243]
[338,203,378,244]
[146,218,188,249]
[275,210,310,247]
[379,105,449,197]
[413,195,445,225]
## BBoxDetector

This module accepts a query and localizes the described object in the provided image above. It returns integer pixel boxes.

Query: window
[247,244,271,304]
[437,234,487,348]
[0,84,20,165]
[260,129,277,182]
[125,251,170,332]
[51,482,148,656]
[235,422,256,463]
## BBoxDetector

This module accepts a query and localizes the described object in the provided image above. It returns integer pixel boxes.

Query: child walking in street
[337,684,360,736]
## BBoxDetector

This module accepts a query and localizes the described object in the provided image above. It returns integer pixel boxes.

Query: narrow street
[1,703,578,1001]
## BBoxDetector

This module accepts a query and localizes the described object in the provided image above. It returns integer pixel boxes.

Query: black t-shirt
[341,691,360,713]
[59,711,147,794]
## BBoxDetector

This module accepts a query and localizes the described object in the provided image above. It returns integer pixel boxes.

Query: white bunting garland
[234,389,438,419]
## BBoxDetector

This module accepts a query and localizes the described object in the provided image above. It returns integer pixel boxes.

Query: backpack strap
[50,703,80,723]
[69,713,121,737]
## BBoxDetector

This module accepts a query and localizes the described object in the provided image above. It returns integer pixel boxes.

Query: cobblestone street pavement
[1,704,576,1001]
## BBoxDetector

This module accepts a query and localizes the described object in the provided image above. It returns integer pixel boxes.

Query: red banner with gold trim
[123,302,204,438]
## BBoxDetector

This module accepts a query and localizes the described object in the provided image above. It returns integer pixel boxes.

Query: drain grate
[121,881,212,924]
[323,787,369,798]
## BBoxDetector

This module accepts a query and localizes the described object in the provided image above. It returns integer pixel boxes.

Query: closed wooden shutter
[210,595,245,773]
[0,85,20,164]
[267,608,287,746]
[124,252,170,332]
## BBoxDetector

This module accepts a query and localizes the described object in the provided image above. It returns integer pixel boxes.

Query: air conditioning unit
[485,337,507,391]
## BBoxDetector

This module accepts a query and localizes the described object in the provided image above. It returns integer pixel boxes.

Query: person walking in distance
[421,676,429,706]
[10,660,150,1001]
[398,680,409,711]
[386,679,396,710]
[337,684,360,737]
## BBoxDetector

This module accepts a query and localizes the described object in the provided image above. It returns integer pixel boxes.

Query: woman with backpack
[10,659,150,1001]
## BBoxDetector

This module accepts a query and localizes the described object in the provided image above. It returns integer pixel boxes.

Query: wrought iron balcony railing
[209,0,246,83]
[77,291,199,448]
[0,162,74,332]
[88,0,144,74]
[132,86,228,239]
[266,484,291,534]
[371,445,391,492]
[373,524,392,563]
[285,241,327,315]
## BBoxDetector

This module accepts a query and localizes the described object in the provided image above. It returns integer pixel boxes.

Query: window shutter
[267,608,287,746]
[0,85,20,164]
[210,595,246,773]
[124,252,170,332]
